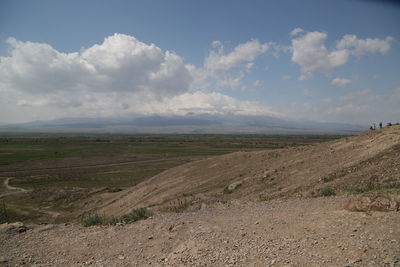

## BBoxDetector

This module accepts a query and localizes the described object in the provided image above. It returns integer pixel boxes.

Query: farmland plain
[0,134,342,223]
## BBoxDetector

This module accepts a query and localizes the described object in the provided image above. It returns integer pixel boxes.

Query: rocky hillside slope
[99,125,400,216]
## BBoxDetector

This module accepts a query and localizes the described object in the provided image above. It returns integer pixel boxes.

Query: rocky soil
[98,126,400,216]
[1,196,399,267]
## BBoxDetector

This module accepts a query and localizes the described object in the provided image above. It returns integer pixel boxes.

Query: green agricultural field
[0,134,342,223]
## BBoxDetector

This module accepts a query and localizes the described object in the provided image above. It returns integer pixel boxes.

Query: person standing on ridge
[379,122,383,129]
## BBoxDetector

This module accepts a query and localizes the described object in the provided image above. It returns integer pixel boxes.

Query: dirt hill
[98,125,400,216]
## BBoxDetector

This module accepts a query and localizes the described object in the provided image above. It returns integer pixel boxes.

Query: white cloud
[290,28,304,36]
[1,88,281,122]
[0,35,283,123]
[245,62,254,72]
[291,31,393,80]
[269,43,292,58]
[0,34,192,98]
[331,77,352,88]
[216,74,244,90]
[204,39,269,74]
[334,103,362,113]
[194,39,271,91]
[337,35,393,56]
[291,31,349,80]
[211,40,223,48]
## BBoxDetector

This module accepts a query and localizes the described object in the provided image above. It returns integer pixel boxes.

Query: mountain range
[0,114,367,134]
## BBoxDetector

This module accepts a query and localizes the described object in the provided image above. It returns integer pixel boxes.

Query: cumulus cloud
[331,77,352,88]
[0,35,282,122]
[204,39,269,74]
[216,74,245,90]
[290,28,304,36]
[291,31,349,80]
[198,39,272,91]
[291,31,393,80]
[0,34,192,98]
[337,35,393,56]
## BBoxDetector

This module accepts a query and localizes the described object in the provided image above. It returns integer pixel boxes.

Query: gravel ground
[1,196,399,267]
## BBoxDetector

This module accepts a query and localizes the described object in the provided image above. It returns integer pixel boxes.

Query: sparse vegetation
[259,195,269,201]
[82,208,151,227]
[318,186,336,197]
[223,186,233,194]
[322,175,335,182]
[161,198,192,213]
[120,207,151,223]
[82,213,104,227]
[344,181,400,194]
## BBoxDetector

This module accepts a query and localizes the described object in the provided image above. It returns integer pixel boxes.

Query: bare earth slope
[99,126,400,216]
[1,197,399,266]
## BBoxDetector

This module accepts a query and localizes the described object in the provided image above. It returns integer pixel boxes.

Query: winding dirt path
[4,177,25,191]
[0,177,33,198]
[1,178,60,218]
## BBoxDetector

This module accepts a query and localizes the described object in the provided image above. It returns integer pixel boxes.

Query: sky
[0,0,399,125]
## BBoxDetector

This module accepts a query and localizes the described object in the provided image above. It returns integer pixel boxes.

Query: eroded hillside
[98,125,400,216]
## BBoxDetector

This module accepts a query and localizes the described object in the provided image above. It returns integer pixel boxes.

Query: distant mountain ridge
[0,114,367,134]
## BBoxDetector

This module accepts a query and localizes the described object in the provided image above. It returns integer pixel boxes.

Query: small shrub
[259,195,268,201]
[318,186,336,197]
[223,187,233,194]
[120,208,151,223]
[104,216,120,225]
[82,213,105,227]
[163,199,191,213]
[82,208,151,227]
[322,175,335,182]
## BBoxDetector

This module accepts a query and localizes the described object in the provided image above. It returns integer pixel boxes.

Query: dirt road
[0,178,32,198]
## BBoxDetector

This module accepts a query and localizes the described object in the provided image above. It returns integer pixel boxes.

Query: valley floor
[1,196,399,266]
